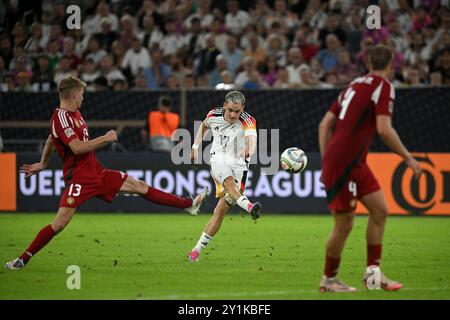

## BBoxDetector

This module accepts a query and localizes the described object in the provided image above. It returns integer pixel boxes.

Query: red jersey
[50,108,103,184]
[323,73,394,169]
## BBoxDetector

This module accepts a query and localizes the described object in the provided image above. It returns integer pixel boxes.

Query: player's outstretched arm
[318,111,336,158]
[191,119,209,162]
[377,115,422,178]
[68,130,118,155]
[20,135,55,177]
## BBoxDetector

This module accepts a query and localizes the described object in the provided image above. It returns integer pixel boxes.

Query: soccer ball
[280,147,308,173]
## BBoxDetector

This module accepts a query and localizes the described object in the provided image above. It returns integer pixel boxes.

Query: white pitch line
[136,287,449,300]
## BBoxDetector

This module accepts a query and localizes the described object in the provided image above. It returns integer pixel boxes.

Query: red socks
[20,224,56,264]
[367,244,382,267]
[142,186,192,209]
[324,255,341,278]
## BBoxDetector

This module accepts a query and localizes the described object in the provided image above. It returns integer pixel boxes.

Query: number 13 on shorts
[68,184,82,197]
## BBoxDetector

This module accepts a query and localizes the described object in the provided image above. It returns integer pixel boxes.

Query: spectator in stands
[260,56,279,87]
[387,18,409,53]
[46,23,64,52]
[185,0,214,31]
[286,47,308,88]
[184,17,206,57]
[85,37,107,65]
[54,55,77,85]
[209,54,229,87]
[429,71,442,86]
[16,71,33,92]
[165,74,180,89]
[143,48,169,89]
[265,34,286,67]
[98,54,126,87]
[113,78,128,91]
[342,8,364,56]
[24,22,48,54]
[242,32,266,67]
[63,37,81,70]
[235,56,255,88]
[93,76,109,91]
[169,53,188,85]
[402,67,423,86]
[133,71,149,90]
[0,34,13,68]
[11,21,27,48]
[433,47,450,85]
[316,34,340,72]
[355,36,375,72]
[119,14,138,50]
[32,54,55,92]
[292,24,319,62]
[141,95,180,153]
[111,40,126,69]
[1,74,15,92]
[332,48,358,86]
[195,34,221,77]
[46,40,61,71]
[225,0,251,35]
[83,1,119,37]
[0,56,6,82]
[138,14,163,50]
[94,17,119,52]
[121,36,151,78]
[396,0,414,33]
[215,70,235,90]
[80,58,100,90]
[181,73,196,88]
[208,18,227,52]
[273,67,289,88]
[412,6,432,33]
[222,35,243,77]
[318,14,346,48]
[11,54,32,83]
[160,18,185,58]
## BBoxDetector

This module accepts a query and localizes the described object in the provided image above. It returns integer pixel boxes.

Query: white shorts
[210,162,248,198]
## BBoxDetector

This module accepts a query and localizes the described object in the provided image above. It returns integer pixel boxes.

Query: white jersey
[205,107,257,168]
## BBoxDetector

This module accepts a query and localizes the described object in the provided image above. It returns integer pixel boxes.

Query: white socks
[194,232,213,252]
[237,195,252,212]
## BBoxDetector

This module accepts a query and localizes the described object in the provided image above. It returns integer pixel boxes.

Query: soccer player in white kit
[188,91,262,261]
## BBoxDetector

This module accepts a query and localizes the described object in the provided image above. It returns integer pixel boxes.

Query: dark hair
[368,44,393,71]
[159,95,172,107]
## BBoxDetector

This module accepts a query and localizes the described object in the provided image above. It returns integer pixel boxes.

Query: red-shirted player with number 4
[318,45,422,292]
[5,76,208,270]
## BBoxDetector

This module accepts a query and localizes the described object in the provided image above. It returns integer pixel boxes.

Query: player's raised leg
[319,211,357,292]
[188,197,231,261]
[119,175,208,214]
[5,207,76,270]
[360,190,402,291]
[222,176,261,220]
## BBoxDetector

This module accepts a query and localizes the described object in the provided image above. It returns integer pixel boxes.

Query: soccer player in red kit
[5,76,208,270]
[318,45,422,292]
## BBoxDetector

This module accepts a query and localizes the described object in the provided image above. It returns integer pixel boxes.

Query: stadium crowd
[0,0,449,93]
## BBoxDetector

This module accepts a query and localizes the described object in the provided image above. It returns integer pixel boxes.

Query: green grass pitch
[1,213,449,300]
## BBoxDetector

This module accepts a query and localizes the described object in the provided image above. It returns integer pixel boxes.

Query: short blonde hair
[58,76,86,99]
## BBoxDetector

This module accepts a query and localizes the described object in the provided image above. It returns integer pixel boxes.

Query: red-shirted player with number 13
[318,45,422,292]
[5,76,208,270]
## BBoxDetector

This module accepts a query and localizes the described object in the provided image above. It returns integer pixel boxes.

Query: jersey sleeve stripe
[371,82,383,105]
[58,110,68,128]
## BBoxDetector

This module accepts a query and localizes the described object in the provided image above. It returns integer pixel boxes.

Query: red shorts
[60,169,128,208]
[322,163,380,213]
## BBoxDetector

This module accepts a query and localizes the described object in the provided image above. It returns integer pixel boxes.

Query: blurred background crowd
[0,0,449,93]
